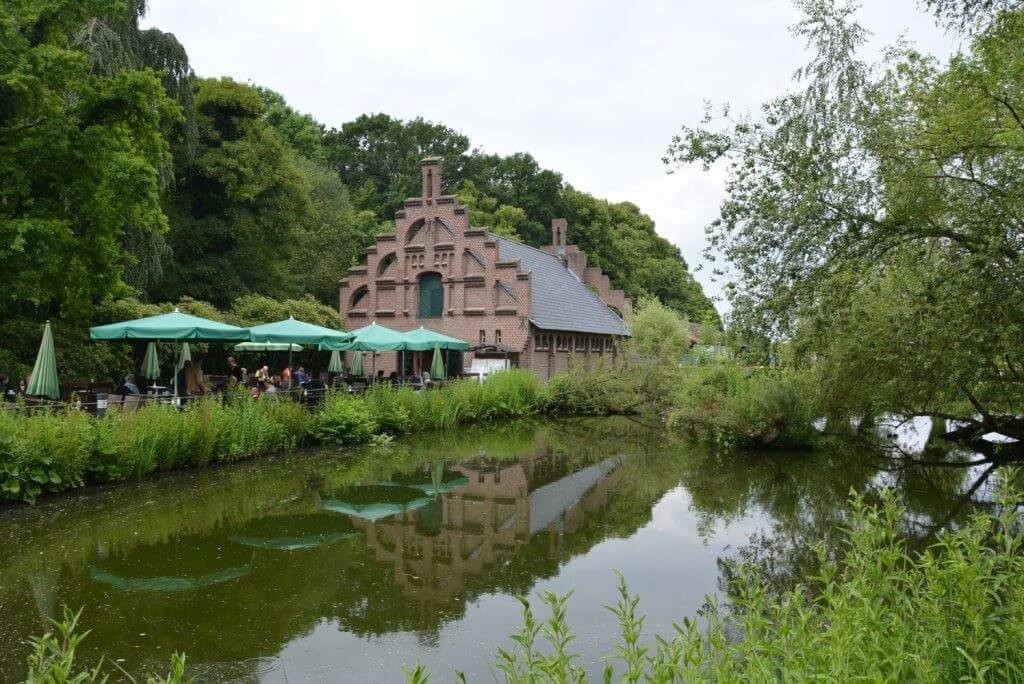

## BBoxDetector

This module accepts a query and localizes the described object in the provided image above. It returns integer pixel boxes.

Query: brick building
[338,158,631,379]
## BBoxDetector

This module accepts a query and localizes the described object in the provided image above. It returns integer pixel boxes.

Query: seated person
[294,366,307,386]
[226,356,244,384]
[116,373,141,395]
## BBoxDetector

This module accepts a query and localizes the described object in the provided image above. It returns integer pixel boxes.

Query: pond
[0,416,996,681]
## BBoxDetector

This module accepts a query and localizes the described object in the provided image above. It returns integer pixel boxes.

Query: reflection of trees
[700,432,1001,604]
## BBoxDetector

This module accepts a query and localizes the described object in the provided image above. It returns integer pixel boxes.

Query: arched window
[418,272,443,319]
[350,286,369,310]
[406,218,425,243]
[377,252,397,275]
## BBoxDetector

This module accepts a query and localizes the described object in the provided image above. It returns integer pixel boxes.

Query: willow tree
[72,0,195,296]
[666,1,1024,456]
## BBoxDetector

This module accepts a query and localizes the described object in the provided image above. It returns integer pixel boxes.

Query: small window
[591,337,603,353]
[557,335,569,352]
[479,330,486,345]
[535,334,549,351]
[495,330,502,345]
[575,336,587,352]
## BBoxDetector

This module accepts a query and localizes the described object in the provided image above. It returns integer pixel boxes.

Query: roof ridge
[493,234,563,262]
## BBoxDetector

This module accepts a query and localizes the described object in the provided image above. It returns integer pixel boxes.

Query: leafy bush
[667,364,819,449]
[0,410,92,502]
[309,393,379,445]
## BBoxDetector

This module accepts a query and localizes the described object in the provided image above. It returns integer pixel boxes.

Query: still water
[0,417,991,681]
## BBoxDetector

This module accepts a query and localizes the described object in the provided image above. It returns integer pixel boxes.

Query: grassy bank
[0,370,587,504]
[25,481,1023,681]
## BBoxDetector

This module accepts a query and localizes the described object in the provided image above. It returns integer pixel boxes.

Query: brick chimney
[421,157,442,199]
[551,218,567,250]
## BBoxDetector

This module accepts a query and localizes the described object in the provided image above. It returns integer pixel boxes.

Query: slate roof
[494,236,630,337]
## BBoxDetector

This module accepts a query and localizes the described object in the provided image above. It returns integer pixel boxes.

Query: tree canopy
[667,0,1024,447]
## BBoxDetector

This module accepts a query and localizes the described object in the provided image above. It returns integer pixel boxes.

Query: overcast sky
[143,1,961,313]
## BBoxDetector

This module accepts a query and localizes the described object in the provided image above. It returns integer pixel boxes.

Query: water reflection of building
[350,454,624,608]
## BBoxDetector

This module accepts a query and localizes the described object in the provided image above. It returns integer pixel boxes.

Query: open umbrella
[328,350,343,373]
[321,322,405,351]
[247,317,351,347]
[430,343,445,381]
[233,342,303,352]
[90,308,249,341]
[141,341,160,380]
[26,321,59,400]
[350,350,363,377]
[401,326,470,351]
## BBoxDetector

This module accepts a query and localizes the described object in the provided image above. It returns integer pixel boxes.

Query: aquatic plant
[25,607,190,684]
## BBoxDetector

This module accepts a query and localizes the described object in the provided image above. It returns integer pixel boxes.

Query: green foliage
[26,606,191,683]
[228,293,341,328]
[309,393,379,445]
[667,364,820,450]
[667,2,1024,437]
[0,0,179,319]
[361,385,412,435]
[408,484,1024,681]
[0,410,91,503]
[628,297,690,362]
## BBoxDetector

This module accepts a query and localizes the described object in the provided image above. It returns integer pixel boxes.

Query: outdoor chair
[122,395,143,413]
[106,394,125,411]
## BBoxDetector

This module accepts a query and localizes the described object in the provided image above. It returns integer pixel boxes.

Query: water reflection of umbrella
[89,535,251,593]
[389,460,469,496]
[322,484,432,522]
[228,513,357,551]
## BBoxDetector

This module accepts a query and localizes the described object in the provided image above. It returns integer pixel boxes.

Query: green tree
[628,297,690,362]
[0,0,179,320]
[667,1,1024,448]
[157,77,310,307]
[323,113,471,218]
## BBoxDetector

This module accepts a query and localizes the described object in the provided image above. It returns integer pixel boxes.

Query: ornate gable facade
[338,158,630,379]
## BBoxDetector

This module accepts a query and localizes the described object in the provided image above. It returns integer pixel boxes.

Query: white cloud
[143,0,960,312]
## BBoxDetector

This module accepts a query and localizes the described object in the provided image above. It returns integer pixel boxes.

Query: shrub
[667,364,820,449]
[0,409,92,503]
[309,393,378,445]
[362,385,412,435]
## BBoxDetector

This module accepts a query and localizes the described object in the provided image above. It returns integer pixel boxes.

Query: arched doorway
[417,272,443,319]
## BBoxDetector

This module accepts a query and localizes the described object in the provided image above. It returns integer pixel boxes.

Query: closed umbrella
[328,350,343,373]
[350,351,363,377]
[430,343,445,381]
[26,321,59,400]
[176,342,192,372]
[141,342,161,380]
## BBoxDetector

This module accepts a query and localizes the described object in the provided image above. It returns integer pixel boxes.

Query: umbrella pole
[288,348,293,390]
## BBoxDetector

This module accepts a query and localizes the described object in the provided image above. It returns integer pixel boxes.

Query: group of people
[377,370,435,388]
[0,373,30,400]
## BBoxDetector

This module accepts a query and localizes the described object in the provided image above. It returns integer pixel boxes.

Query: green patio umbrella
[320,322,406,351]
[141,341,161,380]
[350,350,363,377]
[328,350,343,373]
[176,341,192,372]
[26,321,59,400]
[247,317,351,347]
[90,308,249,341]
[401,326,470,351]
[233,342,303,352]
[430,343,445,381]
